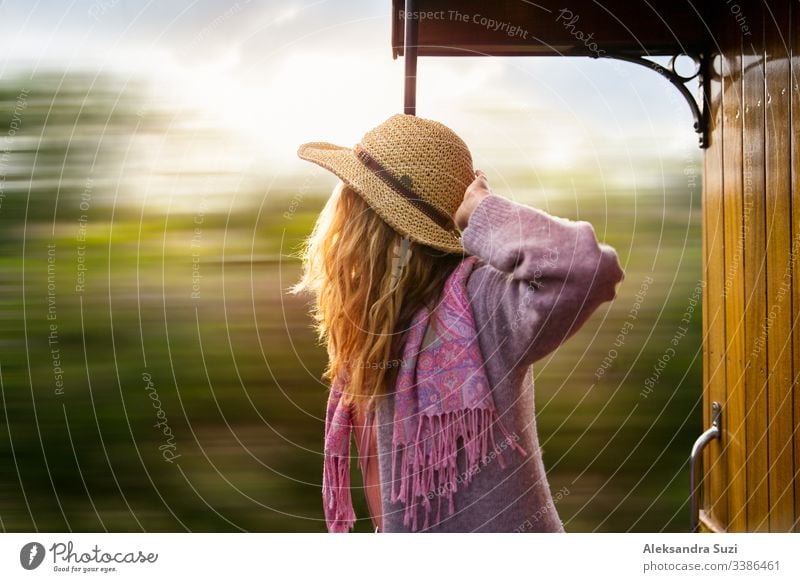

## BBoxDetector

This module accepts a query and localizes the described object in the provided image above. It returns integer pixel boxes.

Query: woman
[291,114,624,532]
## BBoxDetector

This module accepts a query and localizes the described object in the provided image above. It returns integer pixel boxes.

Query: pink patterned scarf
[322,255,527,532]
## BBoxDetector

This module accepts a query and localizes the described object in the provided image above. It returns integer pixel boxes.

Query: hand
[455,169,493,231]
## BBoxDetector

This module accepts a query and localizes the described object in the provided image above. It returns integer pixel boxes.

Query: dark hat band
[354,143,459,236]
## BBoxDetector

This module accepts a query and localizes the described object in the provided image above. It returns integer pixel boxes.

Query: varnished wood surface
[763,0,795,533]
[703,48,729,528]
[741,0,770,533]
[720,4,748,534]
[704,0,796,532]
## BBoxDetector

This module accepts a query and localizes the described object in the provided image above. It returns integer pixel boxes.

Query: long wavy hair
[289,181,463,411]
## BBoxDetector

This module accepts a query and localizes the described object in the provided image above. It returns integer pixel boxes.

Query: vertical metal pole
[403,0,418,115]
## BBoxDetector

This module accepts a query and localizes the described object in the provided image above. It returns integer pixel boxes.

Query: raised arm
[459,179,624,371]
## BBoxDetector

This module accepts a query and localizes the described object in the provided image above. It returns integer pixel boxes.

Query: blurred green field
[0,72,702,532]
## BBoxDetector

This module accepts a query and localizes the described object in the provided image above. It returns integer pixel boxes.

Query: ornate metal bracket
[400,0,710,148]
[596,52,710,148]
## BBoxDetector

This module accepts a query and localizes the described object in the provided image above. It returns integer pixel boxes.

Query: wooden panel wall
[793,0,800,535]
[741,0,769,533]
[703,34,727,531]
[703,0,798,532]
[721,0,747,534]
[764,0,795,534]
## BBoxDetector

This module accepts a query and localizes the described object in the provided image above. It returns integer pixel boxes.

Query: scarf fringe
[390,407,526,532]
[322,452,357,533]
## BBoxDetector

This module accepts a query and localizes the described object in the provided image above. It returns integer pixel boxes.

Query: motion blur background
[1,0,703,532]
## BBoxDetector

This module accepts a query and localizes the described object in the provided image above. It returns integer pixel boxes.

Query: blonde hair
[290,181,463,411]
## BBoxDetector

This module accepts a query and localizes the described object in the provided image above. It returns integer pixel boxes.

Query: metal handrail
[689,401,722,532]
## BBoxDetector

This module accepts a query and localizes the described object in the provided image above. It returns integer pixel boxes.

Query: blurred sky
[0,0,700,188]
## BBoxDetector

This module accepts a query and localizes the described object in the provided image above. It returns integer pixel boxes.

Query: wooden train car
[391,0,799,532]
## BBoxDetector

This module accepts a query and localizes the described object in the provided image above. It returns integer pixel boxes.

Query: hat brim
[297,141,465,254]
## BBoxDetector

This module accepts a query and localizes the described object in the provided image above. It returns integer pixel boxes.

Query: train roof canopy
[391,0,710,58]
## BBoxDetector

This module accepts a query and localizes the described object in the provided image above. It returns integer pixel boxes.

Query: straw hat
[297,114,474,254]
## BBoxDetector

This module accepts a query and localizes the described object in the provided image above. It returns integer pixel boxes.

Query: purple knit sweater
[373,194,625,532]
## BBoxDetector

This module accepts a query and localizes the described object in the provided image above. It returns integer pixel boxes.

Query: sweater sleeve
[461,194,625,370]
